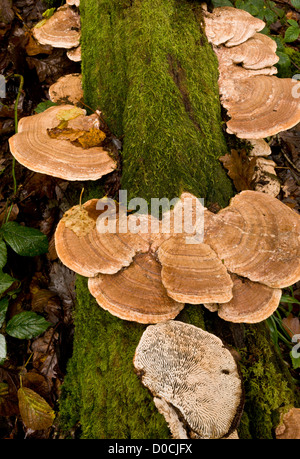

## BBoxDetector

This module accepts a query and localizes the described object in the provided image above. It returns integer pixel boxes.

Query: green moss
[80,0,233,207]
[284,47,300,76]
[237,323,298,439]
[59,276,171,439]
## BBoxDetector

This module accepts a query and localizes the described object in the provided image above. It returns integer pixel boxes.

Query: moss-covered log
[58,0,299,439]
[80,0,233,206]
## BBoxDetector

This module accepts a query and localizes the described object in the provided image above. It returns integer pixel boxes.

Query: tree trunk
[58,0,299,439]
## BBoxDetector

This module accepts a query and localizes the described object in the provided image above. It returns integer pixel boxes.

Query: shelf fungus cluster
[54,190,300,325]
[203,6,300,139]
[33,3,81,62]
[133,321,244,439]
[48,73,83,105]
[8,104,116,181]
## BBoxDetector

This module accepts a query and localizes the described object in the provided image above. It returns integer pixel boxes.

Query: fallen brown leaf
[25,33,53,56]
[219,149,256,191]
[220,149,280,196]
[282,314,300,339]
[18,386,55,431]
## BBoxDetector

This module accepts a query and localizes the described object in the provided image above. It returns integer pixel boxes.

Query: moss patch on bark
[80,0,233,206]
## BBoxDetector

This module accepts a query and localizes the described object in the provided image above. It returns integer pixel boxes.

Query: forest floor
[0,0,299,439]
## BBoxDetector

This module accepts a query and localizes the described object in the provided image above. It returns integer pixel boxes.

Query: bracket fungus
[133,321,243,439]
[54,190,300,324]
[67,45,81,62]
[88,253,184,324]
[248,139,271,157]
[49,73,83,105]
[66,0,80,6]
[8,104,116,181]
[205,190,300,290]
[204,274,282,324]
[203,6,300,139]
[33,5,81,49]
[157,234,233,304]
[223,75,300,139]
[54,196,193,323]
[203,7,265,47]
[54,199,151,277]
[275,408,300,439]
[214,33,279,71]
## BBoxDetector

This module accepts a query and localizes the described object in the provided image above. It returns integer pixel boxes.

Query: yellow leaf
[18,387,55,430]
[47,127,106,148]
[77,128,106,148]
[62,204,96,237]
[56,107,85,122]
[34,19,47,29]
[47,127,87,142]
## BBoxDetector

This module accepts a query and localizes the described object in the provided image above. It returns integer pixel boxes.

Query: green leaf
[284,26,300,43]
[250,0,265,9]
[42,8,56,19]
[280,294,300,305]
[263,8,277,24]
[274,7,285,18]
[34,100,57,114]
[212,0,234,6]
[275,51,292,77]
[0,334,6,364]
[0,297,9,328]
[291,0,300,8]
[0,270,15,296]
[290,350,300,369]
[6,311,50,340]
[266,317,279,350]
[0,222,48,257]
[287,19,299,27]
[0,240,7,270]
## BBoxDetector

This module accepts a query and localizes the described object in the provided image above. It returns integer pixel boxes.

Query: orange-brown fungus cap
[55,199,150,277]
[204,274,282,323]
[66,0,80,6]
[215,33,279,70]
[157,234,233,304]
[49,73,83,105]
[67,45,81,62]
[204,7,300,139]
[223,75,300,139]
[88,253,184,324]
[204,6,265,47]
[276,408,300,439]
[205,191,300,288]
[8,104,116,181]
[33,5,80,49]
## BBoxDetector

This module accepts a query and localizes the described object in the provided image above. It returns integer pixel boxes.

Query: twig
[290,59,300,71]
[282,151,300,174]
[79,187,84,208]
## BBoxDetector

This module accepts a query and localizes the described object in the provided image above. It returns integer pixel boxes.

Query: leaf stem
[79,187,84,208]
